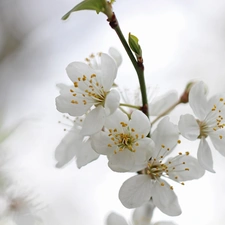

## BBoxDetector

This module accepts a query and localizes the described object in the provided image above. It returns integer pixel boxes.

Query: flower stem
[120,103,140,109]
[151,100,182,125]
[108,13,149,117]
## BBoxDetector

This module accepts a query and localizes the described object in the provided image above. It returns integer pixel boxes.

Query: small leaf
[62,0,107,20]
[128,33,142,57]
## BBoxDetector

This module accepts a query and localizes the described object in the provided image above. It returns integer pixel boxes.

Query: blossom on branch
[91,110,154,172]
[119,117,205,216]
[178,81,225,172]
[55,116,99,168]
[56,53,120,135]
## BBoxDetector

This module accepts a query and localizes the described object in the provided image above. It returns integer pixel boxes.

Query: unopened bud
[180,81,196,103]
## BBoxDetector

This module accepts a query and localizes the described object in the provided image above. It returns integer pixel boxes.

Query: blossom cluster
[55,50,225,217]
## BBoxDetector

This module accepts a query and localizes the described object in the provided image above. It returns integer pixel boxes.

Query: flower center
[197,120,209,138]
[70,73,107,106]
[146,161,167,179]
[107,123,140,154]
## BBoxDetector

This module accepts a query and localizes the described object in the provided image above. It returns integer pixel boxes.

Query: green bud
[62,0,113,20]
[128,33,142,58]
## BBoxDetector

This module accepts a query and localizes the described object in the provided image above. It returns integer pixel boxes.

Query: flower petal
[55,126,81,167]
[130,138,154,172]
[108,150,135,172]
[91,131,112,155]
[101,53,117,90]
[210,129,225,157]
[119,175,153,208]
[132,201,155,225]
[81,106,106,136]
[152,179,181,216]
[129,110,151,137]
[55,126,99,168]
[189,81,208,120]
[151,117,179,158]
[104,89,120,116]
[154,222,178,225]
[178,114,200,141]
[149,91,178,116]
[76,138,99,168]
[108,47,122,68]
[66,62,96,82]
[166,155,205,182]
[56,93,91,116]
[106,212,128,225]
[105,109,129,132]
[197,138,215,173]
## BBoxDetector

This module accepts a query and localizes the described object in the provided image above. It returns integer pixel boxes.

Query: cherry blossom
[56,53,120,135]
[55,116,99,168]
[178,81,225,172]
[119,117,205,216]
[91,109,154,172]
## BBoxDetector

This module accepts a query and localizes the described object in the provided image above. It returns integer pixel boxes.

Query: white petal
[105,109,129,132]
[130,139,155,172]
[154,222,178,225]
[189,81,208,120]
[132,201,155,225]
[101,53,117,90]
[210,129,225,156]
[197,138,215,173]
[56,94,91,116]
[108,150,135,172]
[55,126,81,167]
[178,114,200,140]
[55,126,99,168]
[166,155,205,182]
[104,89,120,116]
[66,62,95,82]
[129,110,151,137]
[119,175,153,208]
[151,117,179,158]
[149,91,178,116]
[91,131,113,155]
[152,180,181,216]
[76,138,99,168]
[108,47,122,68]
[81,106,106,136]
[106,212,128,225]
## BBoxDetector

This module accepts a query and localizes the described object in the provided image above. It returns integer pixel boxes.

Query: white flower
[178,81,225,172]
[55,116,99,168]
[119,117,205,216]
[106,202,177,225]
[91,110,154,172]
[0,186,42,225]
[56,53,120,135]
[120,87,178,116]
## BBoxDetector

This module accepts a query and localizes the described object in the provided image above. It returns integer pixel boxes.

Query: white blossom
[178,81,225,172]
[55,115,99,168]
[56,53,120,135]
[91,110,154,172]
[119,117,205,216]
[0,186,42,225]
[106,202,177,225]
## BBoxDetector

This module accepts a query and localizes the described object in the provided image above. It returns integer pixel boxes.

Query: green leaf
[62,0,107,20]
[128,33,142,57]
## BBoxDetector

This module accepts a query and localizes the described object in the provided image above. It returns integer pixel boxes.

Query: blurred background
[0,0,225,224]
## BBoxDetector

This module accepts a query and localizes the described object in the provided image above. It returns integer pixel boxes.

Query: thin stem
[108,13,149,117]
[120,103,140,109]
[119,106,131,119]
[151,100,182,125]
